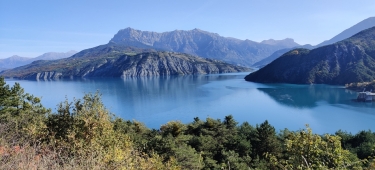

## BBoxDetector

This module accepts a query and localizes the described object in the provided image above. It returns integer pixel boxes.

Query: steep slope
[245,26,375,85]
[109,28,300,66]
[0,45,250,80]
[0,51,76,70]
[316,17,375,47]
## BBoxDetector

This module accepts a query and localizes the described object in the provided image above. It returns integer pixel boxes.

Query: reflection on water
[5,72,375,134]
[257,84,349,108]
[257,84,375,113]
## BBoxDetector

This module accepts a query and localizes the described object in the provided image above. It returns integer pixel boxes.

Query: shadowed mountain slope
[245,26,375,85]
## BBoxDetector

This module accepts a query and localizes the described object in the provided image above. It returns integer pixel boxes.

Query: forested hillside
[246,26,375,85]
[0,77,374,169]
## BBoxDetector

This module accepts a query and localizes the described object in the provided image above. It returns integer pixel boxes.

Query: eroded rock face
[1,51,250,80]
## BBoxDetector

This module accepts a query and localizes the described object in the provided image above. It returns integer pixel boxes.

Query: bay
[5,72,375,134]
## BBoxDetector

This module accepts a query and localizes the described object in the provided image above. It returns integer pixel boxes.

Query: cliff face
[245,26,375,85]
[109,28,300,66]
[0,49,250,80]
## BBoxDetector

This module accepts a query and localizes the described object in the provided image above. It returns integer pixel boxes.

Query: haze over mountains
[245,26,375,85]
[0,50,77,71]
[109,28,301,67]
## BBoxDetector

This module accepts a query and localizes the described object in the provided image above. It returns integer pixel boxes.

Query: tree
[269,125,364,169]
[253,120,280,159]
[0,77,50,144]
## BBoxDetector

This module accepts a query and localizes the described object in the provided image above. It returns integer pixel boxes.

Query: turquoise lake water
[5,72,375,134]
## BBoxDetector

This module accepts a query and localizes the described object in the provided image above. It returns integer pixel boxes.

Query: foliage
[0,77,50,144]
[1,77,374,169]
[346,80,375,92]
[268,126,364,169]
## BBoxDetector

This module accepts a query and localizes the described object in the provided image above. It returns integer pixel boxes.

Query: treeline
[0,77,374,169]
[346,80,375,92]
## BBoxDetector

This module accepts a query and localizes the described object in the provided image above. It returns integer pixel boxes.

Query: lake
[5,72,375,134]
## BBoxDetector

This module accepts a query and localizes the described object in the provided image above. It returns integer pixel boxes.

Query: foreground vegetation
[0,77,374,169]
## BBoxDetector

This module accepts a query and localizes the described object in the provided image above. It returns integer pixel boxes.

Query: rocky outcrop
[24,72,63,80]
[119,53,242,77]
[109,28,300,66]
[0,51,250,80]
[245,26,375,85]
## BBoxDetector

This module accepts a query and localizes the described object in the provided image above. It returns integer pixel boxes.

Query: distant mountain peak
[10,55,25,58]
[260,38,300,48]
[0,51,76,70]
[67,50,77,53]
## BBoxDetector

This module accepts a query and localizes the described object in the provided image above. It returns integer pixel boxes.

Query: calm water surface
[5,72,375,134]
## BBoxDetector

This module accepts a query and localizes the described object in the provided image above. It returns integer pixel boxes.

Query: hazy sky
[1,0,374,58]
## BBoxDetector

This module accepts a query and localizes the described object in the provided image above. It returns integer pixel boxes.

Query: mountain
[251,17,375,69]
[260,38,299,47]
[251,48,295,69]
[0,44,250,80]
[245,26,375,85]
[34,50,77,60]
[252,44,314,68]
[316,17,375,47]
[0,51,77,70]
[0,55,32,70]
[109,28,300,66]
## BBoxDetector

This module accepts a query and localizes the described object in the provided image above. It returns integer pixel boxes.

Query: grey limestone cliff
[109,28,300,66]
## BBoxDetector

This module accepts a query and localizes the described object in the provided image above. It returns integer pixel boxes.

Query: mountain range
[245,26,375,85]
[0,50,77,71]
[109,28,301,67]
[252,17,375,68]
[0,45,249,80]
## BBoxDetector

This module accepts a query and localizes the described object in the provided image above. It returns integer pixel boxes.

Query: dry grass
[0,142,180,170]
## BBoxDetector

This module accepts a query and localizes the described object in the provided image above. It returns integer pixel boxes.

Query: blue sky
[0,0,374,58]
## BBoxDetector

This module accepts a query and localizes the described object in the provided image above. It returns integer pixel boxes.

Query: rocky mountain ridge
[109,27,300,66]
